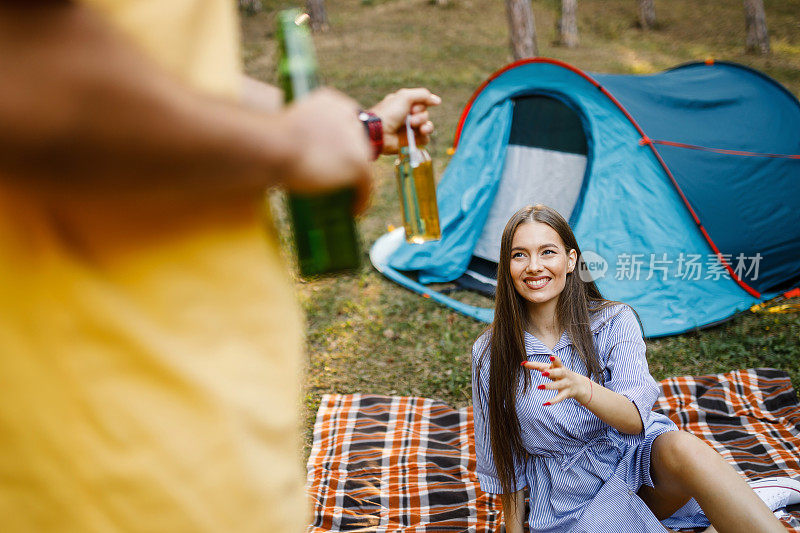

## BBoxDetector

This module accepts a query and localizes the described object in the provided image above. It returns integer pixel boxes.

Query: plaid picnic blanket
[306,368,800,532]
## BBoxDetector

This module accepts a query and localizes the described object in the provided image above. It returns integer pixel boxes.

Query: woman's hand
[523,355,644,434]
[522,356,592,406]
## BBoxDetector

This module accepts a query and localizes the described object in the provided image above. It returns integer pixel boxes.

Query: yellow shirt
[0,1,306,531]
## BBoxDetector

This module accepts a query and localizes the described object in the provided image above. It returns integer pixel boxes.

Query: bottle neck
[277,10,319,103]
[398,128,409,152]
[402,119,427,168]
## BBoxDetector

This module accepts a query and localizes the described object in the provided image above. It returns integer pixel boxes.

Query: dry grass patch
[242,0,800,458]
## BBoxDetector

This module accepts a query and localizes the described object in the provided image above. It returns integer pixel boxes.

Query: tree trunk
[505,0,538,60]
[558,0,579,48]
[743,0,769,54]
[638,0,656,30]
[239,0,261,15]
[306,0,329,33]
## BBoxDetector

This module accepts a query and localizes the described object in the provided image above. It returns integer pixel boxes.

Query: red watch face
[359,111,383,158]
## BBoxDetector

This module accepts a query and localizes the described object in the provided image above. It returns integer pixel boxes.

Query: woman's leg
[637,431,785,533]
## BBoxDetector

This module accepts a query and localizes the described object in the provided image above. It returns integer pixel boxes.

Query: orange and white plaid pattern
[307,394,500,531]
[307,369,800,531]
[654,368,800,483]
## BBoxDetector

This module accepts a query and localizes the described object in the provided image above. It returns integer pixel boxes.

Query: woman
[471,205,791,532]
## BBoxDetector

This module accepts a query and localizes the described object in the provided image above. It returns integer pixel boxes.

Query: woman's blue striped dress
[471,304,709,532]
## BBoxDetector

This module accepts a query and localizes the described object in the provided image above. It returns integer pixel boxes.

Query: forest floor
[241,0,800,458]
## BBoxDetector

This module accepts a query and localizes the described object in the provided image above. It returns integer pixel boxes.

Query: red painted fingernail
[549,356,555,362]
[537,384,546,390]
[543,402,551,406]
[541,371,549,377]
[521,361,527,367]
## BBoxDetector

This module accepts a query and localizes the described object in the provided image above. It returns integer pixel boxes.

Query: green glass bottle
[276,8,361,277]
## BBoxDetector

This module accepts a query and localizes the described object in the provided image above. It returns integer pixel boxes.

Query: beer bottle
[276,8,361,277]
[395,117,441,243]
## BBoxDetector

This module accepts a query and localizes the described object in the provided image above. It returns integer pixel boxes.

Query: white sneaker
[749,477,800,511]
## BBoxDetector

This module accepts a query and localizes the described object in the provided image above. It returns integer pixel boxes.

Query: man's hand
[369,88,441,155]
[280,88,372,214]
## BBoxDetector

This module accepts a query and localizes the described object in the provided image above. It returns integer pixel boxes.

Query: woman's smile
[523,275,551,290]
[509,221,576,311]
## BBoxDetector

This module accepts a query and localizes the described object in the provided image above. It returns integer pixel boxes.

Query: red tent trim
[451,57,761,299]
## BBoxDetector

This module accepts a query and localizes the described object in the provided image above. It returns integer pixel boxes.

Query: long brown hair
[480,205,612,495]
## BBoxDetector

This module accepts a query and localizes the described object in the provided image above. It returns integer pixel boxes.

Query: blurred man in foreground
[0,2,438,531]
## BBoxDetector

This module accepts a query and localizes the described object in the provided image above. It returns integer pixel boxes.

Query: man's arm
[0,3,370,201]
[240,76,283,113]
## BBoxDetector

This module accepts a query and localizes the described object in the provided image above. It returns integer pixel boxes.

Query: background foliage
[241,0,800,455]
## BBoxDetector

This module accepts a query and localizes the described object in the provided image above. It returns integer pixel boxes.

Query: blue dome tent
[370,59,800,337]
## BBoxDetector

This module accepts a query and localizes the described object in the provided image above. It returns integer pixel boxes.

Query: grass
[241,0,800,458]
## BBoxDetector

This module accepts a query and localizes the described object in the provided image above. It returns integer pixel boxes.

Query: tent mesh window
[457,95,588,296]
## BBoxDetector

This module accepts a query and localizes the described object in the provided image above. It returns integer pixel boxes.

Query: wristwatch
[358,110,383,160]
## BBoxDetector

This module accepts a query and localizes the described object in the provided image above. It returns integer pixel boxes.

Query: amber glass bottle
[394,118,441,243]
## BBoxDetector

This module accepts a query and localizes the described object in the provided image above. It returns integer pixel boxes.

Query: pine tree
[638,0,656,30]
[558,0,579,48]
[743,0,770,54]
[505,0,538,60]
[306,0,329,33]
